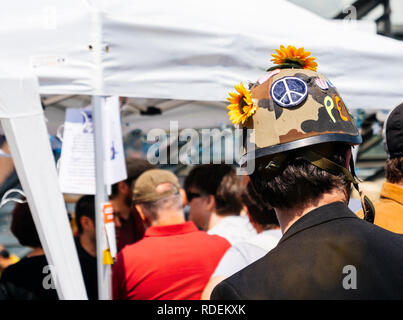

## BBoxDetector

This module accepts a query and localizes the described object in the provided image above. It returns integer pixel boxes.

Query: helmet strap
[348,156,375,223]
[298,150,375,223]
[263,153,288,176]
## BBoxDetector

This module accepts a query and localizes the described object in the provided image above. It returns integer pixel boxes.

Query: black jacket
[211,201,403,300]
[0,255,58,300]
[74,237,98,300]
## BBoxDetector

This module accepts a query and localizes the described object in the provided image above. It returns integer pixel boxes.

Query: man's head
[184,164,244,230]
[0,244,18,272]
[132,169,184,226]
[110,158,155,216]
[10,202,41,249]
[75,195,96,241]
[250,143,352,211]
[225,45,368,218]
[242,182,279,231]
[0,245,9,259]
[383,103,403,185]
[0,245,10,269]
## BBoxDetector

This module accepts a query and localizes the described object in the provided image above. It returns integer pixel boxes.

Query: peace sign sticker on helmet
[270,76,308,108]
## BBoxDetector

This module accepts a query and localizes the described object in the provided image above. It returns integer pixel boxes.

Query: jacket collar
[144,221,198,237]
[381,182,403,206]
[278,201,357,245]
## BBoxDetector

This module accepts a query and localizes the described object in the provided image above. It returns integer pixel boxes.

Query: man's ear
[345,147,352,169]
[118,181,130,195]
[206,195,216,212]
[80,216,93,231]
[135,204,146,221]
[179,188,187,207]
[136,204,152,227]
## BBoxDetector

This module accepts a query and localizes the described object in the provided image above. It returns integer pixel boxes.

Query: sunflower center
[239,96,248,114]
[283,58,304,67]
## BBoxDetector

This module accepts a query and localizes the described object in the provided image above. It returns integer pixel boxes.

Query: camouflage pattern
[241,69,361,162]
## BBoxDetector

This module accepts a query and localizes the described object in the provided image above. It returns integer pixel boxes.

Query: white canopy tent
[0,0,403,300]
[1,0,403,108]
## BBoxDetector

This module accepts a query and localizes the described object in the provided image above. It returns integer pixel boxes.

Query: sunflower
[269,45,317,71]
[227,82,257,125]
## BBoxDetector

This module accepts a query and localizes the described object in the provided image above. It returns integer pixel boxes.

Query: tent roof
[1,0,403,110]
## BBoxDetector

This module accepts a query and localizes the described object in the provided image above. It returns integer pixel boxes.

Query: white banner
[58,97,126,194]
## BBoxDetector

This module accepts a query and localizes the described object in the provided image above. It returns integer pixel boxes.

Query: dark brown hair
[10,202,41,248]
[385,157,403,183]
[184,164,244,215]
[242,182,279,227]
[111,158,156,198]
[75,195,95,235]
[250,143,351,210]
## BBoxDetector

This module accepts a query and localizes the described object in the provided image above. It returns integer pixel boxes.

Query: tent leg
[1,114,88,300]
[92,96,112,300]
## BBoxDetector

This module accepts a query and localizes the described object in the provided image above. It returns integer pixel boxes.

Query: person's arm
[201,245,247,300]
[201,275,226,300]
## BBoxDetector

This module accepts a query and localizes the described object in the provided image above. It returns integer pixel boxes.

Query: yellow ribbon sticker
[103,249,114,265]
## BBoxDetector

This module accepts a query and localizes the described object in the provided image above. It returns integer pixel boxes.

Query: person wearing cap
[211,45,403,299]
[110,158,155,251]
[112,169,230,300]
[357,103,403,233]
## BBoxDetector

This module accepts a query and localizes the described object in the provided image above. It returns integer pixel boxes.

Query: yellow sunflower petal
[301,51,311,59]
[296,47,304,57]
[270,45,318,70]
[234,82,246,94]
[225,82,257,125]
[289,46,297,57]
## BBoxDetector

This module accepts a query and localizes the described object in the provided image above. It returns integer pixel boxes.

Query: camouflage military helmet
[226,46,374,223]
[226,45,362,165]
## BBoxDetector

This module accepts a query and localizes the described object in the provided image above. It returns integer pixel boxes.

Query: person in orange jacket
[357,103,403,233]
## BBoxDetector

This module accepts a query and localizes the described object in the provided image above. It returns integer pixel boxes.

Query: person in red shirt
[110,158,155,251]
[112,169,230,300]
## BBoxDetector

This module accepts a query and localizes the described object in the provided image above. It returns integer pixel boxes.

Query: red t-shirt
[112,221,230,300]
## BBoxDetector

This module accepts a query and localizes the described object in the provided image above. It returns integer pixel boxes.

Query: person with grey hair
[112,169,230,300]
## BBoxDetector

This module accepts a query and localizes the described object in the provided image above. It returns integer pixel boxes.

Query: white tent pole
[0,114,88,300]
[92,95,112,300]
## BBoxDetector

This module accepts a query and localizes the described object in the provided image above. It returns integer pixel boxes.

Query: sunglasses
[186,192,204,202]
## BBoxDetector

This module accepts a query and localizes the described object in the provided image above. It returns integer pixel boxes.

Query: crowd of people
[0,45,403,300]
[0,161,283,300]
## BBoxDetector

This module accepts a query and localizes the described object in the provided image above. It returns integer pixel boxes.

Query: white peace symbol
[270,76,308,108]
